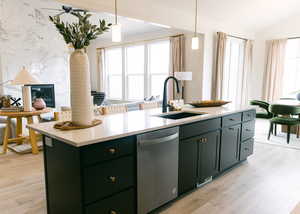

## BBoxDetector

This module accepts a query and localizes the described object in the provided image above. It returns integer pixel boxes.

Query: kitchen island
[28,106,256,214]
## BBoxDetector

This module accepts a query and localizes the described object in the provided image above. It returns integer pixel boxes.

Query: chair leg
[274,124,277,136]
[297,125,300,139]
[287,125,291,144]
[268,122,273,140]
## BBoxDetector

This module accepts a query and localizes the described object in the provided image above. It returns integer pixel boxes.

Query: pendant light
[112,0,122,42]
[192,0,199,50]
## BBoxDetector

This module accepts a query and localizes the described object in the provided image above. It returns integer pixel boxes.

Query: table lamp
[11,66,39,111]
[174,72,193,99]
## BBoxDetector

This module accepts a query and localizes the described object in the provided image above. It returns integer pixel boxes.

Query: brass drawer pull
[108,148,117,154]
[110,210,117,214]
[229,118,235,121]
[109,176,117,183]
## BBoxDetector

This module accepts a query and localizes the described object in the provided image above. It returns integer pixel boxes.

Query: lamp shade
[174,72,193,81]
[11,67,39,85]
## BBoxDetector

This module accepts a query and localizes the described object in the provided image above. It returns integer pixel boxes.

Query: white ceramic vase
[70,49,94,126]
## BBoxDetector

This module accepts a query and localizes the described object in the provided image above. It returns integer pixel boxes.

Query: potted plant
[50,12,111,126]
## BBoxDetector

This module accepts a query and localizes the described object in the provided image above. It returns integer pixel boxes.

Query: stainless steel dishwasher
[137,127,179,214]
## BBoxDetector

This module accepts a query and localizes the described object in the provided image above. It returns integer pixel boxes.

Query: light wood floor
[1,143,300,214]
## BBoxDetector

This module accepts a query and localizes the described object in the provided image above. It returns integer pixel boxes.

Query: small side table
[0,108,51,154]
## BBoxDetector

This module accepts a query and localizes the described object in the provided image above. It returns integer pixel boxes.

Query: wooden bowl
[189,100,231,107]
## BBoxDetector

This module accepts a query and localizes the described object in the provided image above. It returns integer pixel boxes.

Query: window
[105,40,170,101]
[283,39,300,96]
[106,48,123,99]
[148,41,170,99]
[223,37,246,107]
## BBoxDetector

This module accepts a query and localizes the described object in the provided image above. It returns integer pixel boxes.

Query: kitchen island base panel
[41,109,255,214]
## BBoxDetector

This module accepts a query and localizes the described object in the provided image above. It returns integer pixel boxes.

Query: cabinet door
[178,137,198,195]
[198,130,220,183]
[220,125,241,171]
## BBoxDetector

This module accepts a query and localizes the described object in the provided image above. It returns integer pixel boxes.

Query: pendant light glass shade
[191,36,199,50]
[112,24,122,42]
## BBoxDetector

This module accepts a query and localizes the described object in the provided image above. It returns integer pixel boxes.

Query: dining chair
[250,100,273,119]
[268,104,300,143]
[139,101,160,110]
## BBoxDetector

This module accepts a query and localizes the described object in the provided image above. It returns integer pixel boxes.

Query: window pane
[149,40,170,74]
[126,45,144,74]
[106,48,122,75]
[108,75,122,99]
[150,74,168,100]
[283,39,300,96]
[223,37,245,107]
[128,75,144,100]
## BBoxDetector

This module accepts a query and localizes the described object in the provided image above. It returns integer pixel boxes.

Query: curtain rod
[96,34,184,50]
[217,32,249,41]
[288,36,300,40]
[228,34,248,41]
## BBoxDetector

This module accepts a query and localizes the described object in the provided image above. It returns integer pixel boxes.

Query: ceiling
[56,0,300,33]
[39,1,179,41]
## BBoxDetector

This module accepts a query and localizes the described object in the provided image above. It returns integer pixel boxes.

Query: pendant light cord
[115,0,118,24]
[194,0,198,36]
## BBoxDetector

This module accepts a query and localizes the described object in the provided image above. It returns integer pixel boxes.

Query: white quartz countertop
[27,106,255,147]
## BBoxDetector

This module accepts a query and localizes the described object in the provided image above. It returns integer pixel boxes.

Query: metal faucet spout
[162,76,180,113]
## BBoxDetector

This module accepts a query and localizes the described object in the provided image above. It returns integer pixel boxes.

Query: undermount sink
[156,112,206,120]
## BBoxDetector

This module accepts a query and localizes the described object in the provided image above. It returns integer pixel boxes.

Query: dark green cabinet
[198,131,220,183]
[220,124,241,171]
[179,130,221,195]
[178,137,198,195]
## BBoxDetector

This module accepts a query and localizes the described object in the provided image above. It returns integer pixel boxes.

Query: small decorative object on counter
[189,100,231,107]
[33,98,46,110]
[169,99,184,111]
[50,10,111,127]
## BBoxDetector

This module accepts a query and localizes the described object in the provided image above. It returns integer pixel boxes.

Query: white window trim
[105,39,170,101]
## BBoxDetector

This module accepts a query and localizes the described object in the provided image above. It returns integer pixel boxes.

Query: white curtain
[240,40,253,106]
[263,39,287,102]
[96,48,106,92]
[212,32,227,100]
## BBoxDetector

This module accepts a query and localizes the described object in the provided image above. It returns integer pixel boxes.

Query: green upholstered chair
[268,104,300,143]
[250,100,273,119]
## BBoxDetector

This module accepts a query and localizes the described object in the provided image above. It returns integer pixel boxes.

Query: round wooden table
[0,108,51,154]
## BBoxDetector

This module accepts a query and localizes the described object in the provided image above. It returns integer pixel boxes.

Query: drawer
[85,189,135,214]
[242,120,255,141]
[180,118,221,139]
[243,110,256,122]
[240,138,254,160]
[84,156,134,203]
[82,136,135,165]
[222,113,242,127]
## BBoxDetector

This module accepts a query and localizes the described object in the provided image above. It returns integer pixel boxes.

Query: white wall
[253,13,300,100]
[0,0,70,108]
[184,33,204,102]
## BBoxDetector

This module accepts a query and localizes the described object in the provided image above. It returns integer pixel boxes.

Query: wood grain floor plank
[1,143,300,214]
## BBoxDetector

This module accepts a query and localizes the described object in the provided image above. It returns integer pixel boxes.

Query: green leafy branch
[49,12,112,49]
